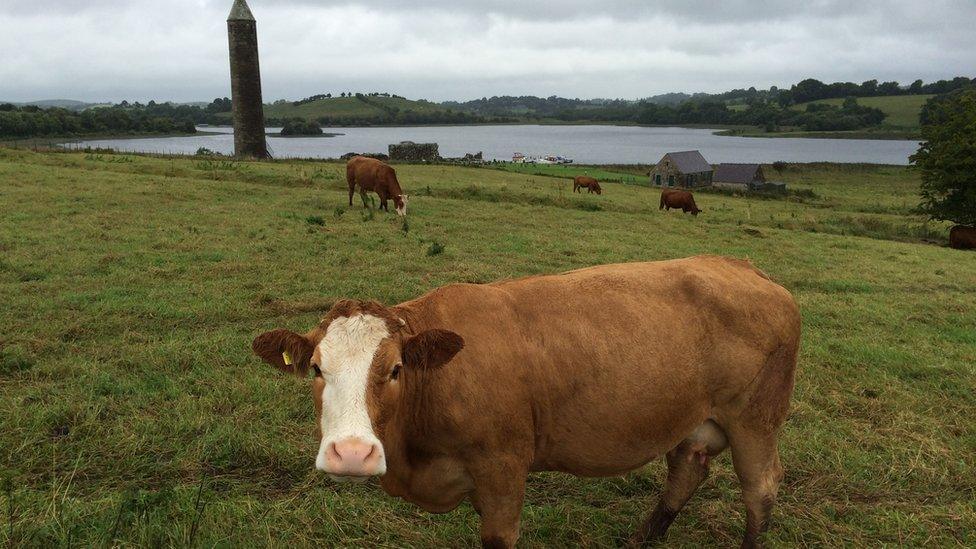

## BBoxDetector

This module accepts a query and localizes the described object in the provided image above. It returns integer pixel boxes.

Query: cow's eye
[312,364,322,377]
[390,364,402,381]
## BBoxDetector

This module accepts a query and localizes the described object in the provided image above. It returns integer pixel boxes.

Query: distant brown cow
[347,156,408,216]
[950,225,976,250]
[573,176,602,195]
[252,256,800,548]
[660,189,702,216]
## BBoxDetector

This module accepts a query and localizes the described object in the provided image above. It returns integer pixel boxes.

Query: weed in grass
[305,215,325,227]
[401,217,410,235]
[2,473,12,545]
[576,201,603,212]
[333,207,345,219]
[187,476,209,546]
[361,208,375,222]
[427,241,446,256]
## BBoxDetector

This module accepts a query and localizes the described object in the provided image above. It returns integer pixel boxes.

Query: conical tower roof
[228,0,255,21]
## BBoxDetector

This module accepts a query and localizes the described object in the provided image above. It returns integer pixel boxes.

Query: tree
[878,81,901,96]
[859,80,878,96]
[911,86,976,227]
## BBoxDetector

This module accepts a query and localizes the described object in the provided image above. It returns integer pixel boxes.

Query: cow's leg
[347,167,356,207]
[630,420,728,547]
[470,465,527,549]
[728,428,784,549]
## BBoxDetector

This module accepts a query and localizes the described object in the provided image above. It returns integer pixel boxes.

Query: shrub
[911,86,976,226]
[427,241,445,256]
[280,118,323,136]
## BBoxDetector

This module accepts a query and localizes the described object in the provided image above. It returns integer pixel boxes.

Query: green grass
[264,96,459,123]
[796,94,934,129]
[0,149,974,547]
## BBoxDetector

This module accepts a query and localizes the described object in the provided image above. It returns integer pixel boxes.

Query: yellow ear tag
[282,351,294,366]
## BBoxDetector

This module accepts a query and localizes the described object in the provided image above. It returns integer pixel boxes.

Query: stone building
[389,141,440,162]
[227,0,269,159]
[713,163,766,190]
[649,151,713,188]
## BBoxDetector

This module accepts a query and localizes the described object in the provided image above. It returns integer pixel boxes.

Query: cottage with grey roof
[650,151,713,188]
[713,163,766,190]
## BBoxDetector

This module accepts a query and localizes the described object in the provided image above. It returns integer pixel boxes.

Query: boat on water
[512,152,574,164]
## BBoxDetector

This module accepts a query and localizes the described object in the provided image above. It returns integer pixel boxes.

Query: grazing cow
[347,156,409,216]
[660,189,702,216]
[573,176,603,195]
[949,225,976,250]
[252,256,800,548]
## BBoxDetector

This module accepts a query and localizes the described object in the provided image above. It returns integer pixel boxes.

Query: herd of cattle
[342,156,976,250]
[345,156,707,219]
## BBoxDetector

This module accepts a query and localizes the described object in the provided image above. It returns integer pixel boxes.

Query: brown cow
[573,176,603,195]
[949,225,976,250]
[252,256,800,548]
[347,156,409,216]
[660,188,702,216]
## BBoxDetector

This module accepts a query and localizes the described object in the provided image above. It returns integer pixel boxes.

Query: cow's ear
[252,329,315,376]
[402,330,464,370]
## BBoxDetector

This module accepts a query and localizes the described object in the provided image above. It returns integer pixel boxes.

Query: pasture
[0,149,974,546]
[796,94,934,130]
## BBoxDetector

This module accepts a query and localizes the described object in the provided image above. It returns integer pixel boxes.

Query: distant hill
[263,94,476,125]
[794,94,934,129]
[2,99,103,111]
[642,92,705,106]
[442,95,638,118]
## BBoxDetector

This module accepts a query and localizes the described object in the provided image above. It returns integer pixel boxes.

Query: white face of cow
[251,304,465,483]
[314,314,390,481]
[395,195,408,217]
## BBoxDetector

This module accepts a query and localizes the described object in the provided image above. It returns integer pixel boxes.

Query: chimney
[227,0,270,158]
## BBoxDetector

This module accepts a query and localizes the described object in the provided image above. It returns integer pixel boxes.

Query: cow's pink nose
[325,438,382,476]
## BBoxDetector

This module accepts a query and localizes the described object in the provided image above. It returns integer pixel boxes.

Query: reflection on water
[68,124,918,165]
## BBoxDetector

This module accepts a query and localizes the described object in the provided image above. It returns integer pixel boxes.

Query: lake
[69,125,919,165]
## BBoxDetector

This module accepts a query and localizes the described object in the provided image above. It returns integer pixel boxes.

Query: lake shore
[0,130,221,149]
[715,128,921,140]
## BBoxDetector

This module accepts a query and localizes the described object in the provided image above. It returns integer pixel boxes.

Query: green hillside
[796,94,933,129]
[263,95,470,125]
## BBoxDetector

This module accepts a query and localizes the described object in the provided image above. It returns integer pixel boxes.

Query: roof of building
[714,163,763,184]
[228,0,256,21]
[664,150,712,173]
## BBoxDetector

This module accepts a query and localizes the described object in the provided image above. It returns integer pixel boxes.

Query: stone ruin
[389,141,441,162]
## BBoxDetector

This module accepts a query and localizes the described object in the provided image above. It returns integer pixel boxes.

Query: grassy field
[263,96,460,123]
[797,95,934,129]
[0,149,974,547]
[720,95,933,140]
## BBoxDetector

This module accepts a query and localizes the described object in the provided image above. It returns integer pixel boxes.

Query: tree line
[0,98,238,139]
[444,76,974,131]
[779,77,975,105]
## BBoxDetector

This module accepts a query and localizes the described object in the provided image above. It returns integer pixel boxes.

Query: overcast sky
[1,0,973,103]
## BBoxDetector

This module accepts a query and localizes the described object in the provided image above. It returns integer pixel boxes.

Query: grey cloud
[0,0,972,103]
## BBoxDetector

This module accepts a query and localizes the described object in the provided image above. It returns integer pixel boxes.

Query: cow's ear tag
[282,351,294,366]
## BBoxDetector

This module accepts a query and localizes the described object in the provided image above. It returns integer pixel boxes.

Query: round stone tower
[227,0,270,159]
